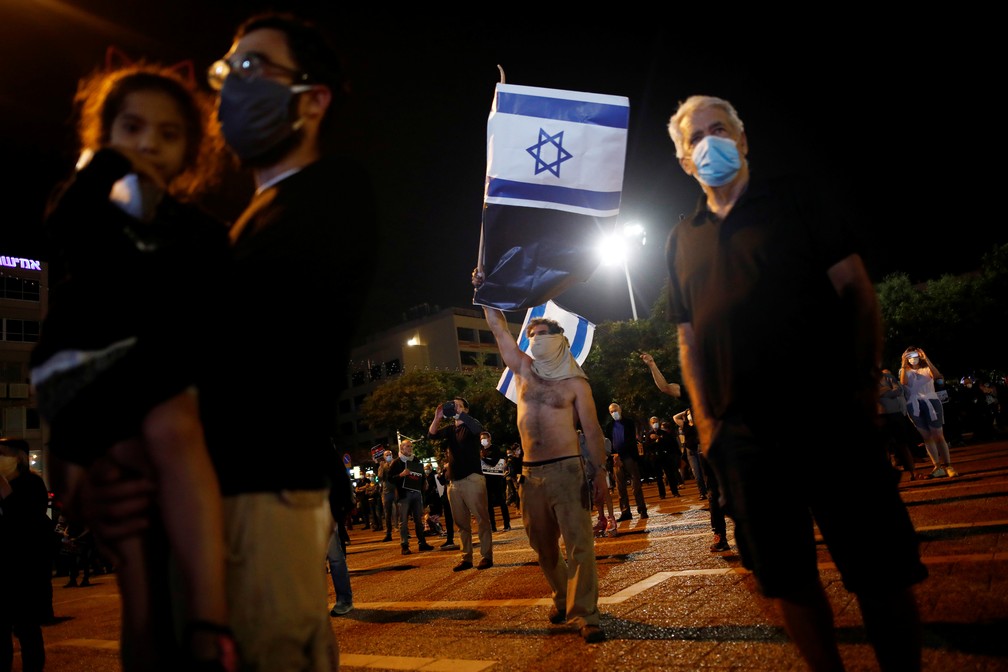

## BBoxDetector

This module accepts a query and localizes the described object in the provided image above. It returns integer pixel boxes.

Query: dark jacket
[604,415,639,461]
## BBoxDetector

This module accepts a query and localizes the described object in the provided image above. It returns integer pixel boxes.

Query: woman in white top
[900,346,958,478]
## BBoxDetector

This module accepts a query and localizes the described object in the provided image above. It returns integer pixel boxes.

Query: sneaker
[440,541,459,550]
[547,606,566,625]
[639,511,649,519]
[928,466,948,479]
[418,543,434,552]
[476,558,494,570]
[945,465,959,478]
[593,517,608,537]
[401,547,412,555]
[580,624,606,643]
[710,534,730,552]
[606,516,618,536]
[503,526,511,531]
[329,602,354,617]
[452,560,473,572]
[617,511,632,522]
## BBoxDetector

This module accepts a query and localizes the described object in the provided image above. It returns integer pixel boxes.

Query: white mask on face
[651,422,659,430]
[481,439,490,447]
[611,411,621,421]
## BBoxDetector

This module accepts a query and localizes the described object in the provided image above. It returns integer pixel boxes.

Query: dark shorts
[706,411,928,599]
[908,398,944,431]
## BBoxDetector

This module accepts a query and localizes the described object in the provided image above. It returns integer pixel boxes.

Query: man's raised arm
[483,306,528,372]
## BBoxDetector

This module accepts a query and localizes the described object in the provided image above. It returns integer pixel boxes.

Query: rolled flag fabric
[496,300,596,404]
[475,83,630,311]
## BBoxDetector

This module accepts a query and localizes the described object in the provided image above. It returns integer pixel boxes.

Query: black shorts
[706,411,928,598]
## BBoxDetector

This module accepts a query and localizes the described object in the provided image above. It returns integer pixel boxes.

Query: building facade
[0,254,47,481]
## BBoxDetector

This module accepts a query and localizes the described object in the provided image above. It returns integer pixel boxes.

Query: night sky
[2,3,1000,336]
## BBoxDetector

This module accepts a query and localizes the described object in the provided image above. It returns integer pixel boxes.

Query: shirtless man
[479,288,607,644]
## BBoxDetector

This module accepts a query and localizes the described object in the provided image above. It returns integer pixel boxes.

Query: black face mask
[217,75,309,162]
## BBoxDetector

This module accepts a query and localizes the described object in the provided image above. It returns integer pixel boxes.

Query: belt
[522,454,580,467]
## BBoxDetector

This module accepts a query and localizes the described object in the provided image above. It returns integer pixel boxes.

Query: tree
[584,289,687,427]
[358,365,518,460]
[358,368,465,459]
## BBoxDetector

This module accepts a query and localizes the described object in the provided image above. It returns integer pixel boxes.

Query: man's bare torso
[515,364,582,462]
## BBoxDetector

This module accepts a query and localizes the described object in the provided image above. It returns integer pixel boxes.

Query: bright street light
[596,221,646,320]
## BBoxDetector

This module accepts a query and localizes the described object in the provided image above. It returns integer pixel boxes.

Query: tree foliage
[876,242,1008,380]
[358,365,517,460]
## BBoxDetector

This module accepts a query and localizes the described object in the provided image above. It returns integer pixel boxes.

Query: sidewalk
[36,440,1008,671]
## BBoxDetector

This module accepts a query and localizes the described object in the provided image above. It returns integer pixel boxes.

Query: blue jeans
[398,489,427,549]
[326,524,352,605]
[686,450,708,498]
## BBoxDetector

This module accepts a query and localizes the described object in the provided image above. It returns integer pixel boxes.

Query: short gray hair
[667,95,745,159]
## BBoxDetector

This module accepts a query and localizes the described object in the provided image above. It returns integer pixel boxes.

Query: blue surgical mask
[691,135,742,187]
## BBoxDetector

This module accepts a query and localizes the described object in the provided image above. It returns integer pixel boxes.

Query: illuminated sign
[0,256,42,271]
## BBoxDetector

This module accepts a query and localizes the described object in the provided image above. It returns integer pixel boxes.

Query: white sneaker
[928,466,947,479]
[945,465,959,478]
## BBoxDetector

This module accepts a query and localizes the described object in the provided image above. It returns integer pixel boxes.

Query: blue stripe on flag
[497,368,514,395]
[487,177,622,212]
[569,317,589,360]
[496,91,629,129]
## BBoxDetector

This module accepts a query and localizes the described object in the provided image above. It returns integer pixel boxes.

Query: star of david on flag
[474,83,630,312]
[496,300,596,405]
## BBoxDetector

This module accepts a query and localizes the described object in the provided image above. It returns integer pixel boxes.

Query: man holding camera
[428,398,492,571]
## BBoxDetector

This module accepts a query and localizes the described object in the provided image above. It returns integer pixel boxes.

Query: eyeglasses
[207,51,309,91]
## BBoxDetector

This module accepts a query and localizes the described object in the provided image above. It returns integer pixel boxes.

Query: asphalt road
[27,439,1008,671]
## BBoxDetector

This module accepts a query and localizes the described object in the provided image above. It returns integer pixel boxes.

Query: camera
[442,400,457,418]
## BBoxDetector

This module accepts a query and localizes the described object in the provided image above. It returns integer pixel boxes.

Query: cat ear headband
[105,45,196,87]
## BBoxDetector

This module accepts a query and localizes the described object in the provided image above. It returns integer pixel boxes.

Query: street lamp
[597,221,647,320]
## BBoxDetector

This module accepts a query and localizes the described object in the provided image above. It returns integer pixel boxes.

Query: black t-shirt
[666,173,858,418]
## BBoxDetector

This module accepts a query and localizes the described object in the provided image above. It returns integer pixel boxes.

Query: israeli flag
[485,84,629,217]
[496,300,596,404]
[475,83,630,312]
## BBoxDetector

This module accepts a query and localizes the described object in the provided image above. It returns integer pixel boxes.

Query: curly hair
[73,61,231,200]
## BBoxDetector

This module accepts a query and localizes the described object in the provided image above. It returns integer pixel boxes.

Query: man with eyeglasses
[197,11,378,671]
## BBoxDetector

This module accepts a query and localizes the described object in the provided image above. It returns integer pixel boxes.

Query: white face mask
[651,422,659,430]
[611,411,621,421]
[481,439,490,447]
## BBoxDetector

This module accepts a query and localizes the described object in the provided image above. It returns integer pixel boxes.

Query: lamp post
[597,221,646,321]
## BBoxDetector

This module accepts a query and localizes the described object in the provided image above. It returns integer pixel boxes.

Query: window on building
[479,330,495,344]
[354,394,366,408]
[369,362,382,381]
[351,370,367,386]
[1,276,41,302]
[340,421,354,436]
[385,358,402,375]
[456,327,477,343]
[2,319,40,343]
[338,399,351,414]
